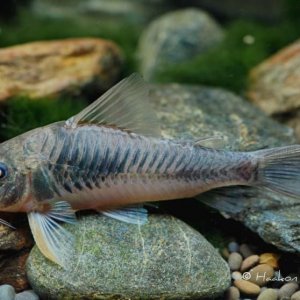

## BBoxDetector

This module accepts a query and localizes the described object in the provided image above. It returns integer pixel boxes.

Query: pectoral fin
[27,201,76,268]
[101,205,148,225]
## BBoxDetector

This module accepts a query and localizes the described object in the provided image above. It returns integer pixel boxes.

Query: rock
[0,251,30,291]
[0,38,122,101]
[15,290,39,300]
[225,286,240,300]
[0,284,15,300]
[232,271,242,280]
[147,83,299,252]
[228,241,239,253]
[248,40,300,142]
[138,8,224,80]
[257,288,278,300]
[228,252,243,271]
[248,264,275,286]
[292,291,300,300]
[239,244,254,258]
[27,215,230,300]
[259,253,280,269]
[234,279,260,296]
[278,282,299,299]
[0,216,33,251]
[32,0,171,24]
[240,255,260,272]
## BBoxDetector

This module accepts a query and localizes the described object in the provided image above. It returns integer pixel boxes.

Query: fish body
[0,73,299,267]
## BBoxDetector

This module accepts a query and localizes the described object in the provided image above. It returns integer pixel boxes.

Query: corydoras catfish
[0,74,299,267]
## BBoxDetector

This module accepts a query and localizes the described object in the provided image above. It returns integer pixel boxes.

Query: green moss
[155,19,300,93]
[0,10,141,75]
[0,97,86,141]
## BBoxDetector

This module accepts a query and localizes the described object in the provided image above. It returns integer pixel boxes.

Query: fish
[0,73,299,267]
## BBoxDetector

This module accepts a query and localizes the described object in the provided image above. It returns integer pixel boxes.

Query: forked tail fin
[254,145,300,198]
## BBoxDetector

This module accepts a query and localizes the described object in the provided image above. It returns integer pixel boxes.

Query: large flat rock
[27,215,230,300]
[149,83,300,253]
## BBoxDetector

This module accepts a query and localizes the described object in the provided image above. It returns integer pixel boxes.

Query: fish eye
[0,163,8,179]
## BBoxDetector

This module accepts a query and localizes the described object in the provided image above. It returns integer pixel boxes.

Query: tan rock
[248,264,275,286]
[0,38,122,100]
[259,253,280,269]
[257,288,278,300]
[248,39,300,115]
[234,279,260,296]
[240,254,260,272]
[225,286,240,300]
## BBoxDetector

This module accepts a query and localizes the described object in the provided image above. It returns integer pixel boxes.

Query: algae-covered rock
[148,84,300,253]
[138,8,224,80]
[27,215,230,300]
[0,38,122,101]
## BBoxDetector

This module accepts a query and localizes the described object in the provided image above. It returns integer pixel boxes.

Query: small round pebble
[259,253,279,269]
[15,290,39,300]
[249,263,275,286]
[228,241,239,253]
[225,286,240,300]
[278,282,299,299]
[257,288,278,300]
[239,244,254,258]
[222,247,230,259]
[240,255,260,272]
[228,252,243,271]
[292,290,300,300]
[0,284,15,300]
[232,271,242,280]
[234,279,261,296]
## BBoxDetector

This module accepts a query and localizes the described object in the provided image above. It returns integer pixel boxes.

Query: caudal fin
[254,145,300,198]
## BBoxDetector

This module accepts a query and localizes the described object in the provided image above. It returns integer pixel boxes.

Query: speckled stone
[27,215,230,300]
[148,84,299,253]
[138,8,223,80]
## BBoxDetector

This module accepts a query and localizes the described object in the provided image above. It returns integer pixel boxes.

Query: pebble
[222,247,230,259]
[225,286,240,300]
[257,288,278,300]
[248,263,275,286]
[259,253,279,269]
[15,290,39,300]
[278,282,299,299]
[228,241,239,253]
[240,255,260,272]
[292,291,300,300]
[228,252,243,271]
[239,244,254,258]
[234,279,260,296]
[0,285,15,300]
[232,271,242,280]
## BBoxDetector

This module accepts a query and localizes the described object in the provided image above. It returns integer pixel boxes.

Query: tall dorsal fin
[65,73,161,137]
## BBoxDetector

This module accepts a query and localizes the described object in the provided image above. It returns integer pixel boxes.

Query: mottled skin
[0,122,258,214]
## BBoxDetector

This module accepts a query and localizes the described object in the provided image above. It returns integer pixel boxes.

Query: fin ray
[66,73,161,137]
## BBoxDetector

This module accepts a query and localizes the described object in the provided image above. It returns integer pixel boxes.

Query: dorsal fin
[65,73,161,137]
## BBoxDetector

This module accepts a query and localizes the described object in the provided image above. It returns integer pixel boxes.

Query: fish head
[0,132,34,212]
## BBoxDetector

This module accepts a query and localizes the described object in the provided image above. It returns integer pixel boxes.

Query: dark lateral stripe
[109,145,121,174]
[63,182,73,193]
[118,147,130,173]
[164,150,177,173]
[98,146,110,176]
[155,149,168,173]
[137,150,149,173]
[56,138,69,165]
[148,148,160,170]
[174,153,186,171]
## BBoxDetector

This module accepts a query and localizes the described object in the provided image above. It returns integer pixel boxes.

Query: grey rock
[15,290,39,300]
[0,284,15,300]
[27,215,230,300]
[147,83,300,252]
[228,252,243,271]
[228,241,239,253]
[138,8,224,80]
[32,0,171,24]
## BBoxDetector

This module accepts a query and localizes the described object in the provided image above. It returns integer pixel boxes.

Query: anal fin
[27,201,76,268]
[101,205,148,225]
